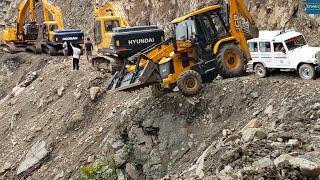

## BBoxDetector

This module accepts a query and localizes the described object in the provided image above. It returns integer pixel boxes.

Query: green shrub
[80,161,117,180]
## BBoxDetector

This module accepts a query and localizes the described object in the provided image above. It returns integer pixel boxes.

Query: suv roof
[248,30,302,43]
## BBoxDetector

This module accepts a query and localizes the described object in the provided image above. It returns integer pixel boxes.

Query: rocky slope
[1,52,320,179]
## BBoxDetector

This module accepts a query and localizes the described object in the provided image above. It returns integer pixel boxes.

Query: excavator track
[92,55,123,74]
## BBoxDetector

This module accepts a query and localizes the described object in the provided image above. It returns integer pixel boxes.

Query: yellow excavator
[93,1,165,73]
[107,0,258,96]
[0,0,84,55]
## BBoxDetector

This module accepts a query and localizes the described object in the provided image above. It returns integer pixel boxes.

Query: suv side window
[273,42,285,52]
[259,42,271,52]
[249,42,258,52]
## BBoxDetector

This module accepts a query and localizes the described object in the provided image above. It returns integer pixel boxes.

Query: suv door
[273,42,289,68]
[259,42,273,67]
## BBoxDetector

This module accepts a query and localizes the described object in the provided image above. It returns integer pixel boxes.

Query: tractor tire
[216,44,247,78]
[151,83,174,97]
[254,63,268,78]
[177,70,202,96]
[299,64,316,80]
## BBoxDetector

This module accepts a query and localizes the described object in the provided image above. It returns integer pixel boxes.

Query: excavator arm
[16,0,37,40]
[94,0,129,27]
[227,0,258,59]
[41,0,64,29]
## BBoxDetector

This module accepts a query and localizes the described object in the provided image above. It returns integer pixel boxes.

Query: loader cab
[43,21,59,41]
[172,6,229,60]
[94,16,127,49]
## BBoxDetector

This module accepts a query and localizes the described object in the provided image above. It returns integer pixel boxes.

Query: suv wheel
[299,64,316,80]
[254,63,267,78]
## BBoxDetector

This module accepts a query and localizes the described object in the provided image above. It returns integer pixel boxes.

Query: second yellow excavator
[93,1,165,73]
[107,0,258,96]
[0,0,84,55]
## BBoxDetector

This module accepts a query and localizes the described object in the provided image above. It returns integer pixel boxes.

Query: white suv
[248,30,320,80]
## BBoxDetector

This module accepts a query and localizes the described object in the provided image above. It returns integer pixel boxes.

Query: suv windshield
[285,35,307,51]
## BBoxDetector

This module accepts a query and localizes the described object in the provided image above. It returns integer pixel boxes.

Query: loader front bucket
[107,60,162,92]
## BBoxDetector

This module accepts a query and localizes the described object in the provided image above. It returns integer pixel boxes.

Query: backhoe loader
[107,0,258,96]
[93,1,164,73]
[0,0,84,55]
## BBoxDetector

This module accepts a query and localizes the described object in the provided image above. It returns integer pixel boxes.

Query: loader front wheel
[151,83,173,97]
[177,70,202,96]
[216,44,247,78]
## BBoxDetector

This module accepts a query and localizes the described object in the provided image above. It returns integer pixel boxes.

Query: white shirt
[71,44,81,59]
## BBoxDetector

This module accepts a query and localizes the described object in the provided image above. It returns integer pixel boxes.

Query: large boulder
[17,141,49,175]
[274,153,320,177]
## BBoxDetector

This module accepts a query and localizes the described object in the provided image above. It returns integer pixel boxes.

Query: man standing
[85,38,94,66]
[70,43,81,70]
[62,41,68,57]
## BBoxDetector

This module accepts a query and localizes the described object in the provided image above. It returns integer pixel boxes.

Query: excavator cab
[42,21,59,41]
[23,22,39,42]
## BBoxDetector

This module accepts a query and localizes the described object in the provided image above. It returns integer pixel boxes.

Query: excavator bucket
[107,60,162,92]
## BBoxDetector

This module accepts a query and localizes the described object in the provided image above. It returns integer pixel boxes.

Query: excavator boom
[41,0,64,29]
[94,0,129,27]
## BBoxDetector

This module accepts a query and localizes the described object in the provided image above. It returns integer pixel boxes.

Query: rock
[223,135,241,144]
[217,175,234,180]
[57,86,65,97]
[250,92,259,98]
[17,141,49,175]
[286,139,300,147]
[312,103,320,110]
[87,155,94,163]
[264,105,275,117]
[53,171,64,180]
[19,72,37,87]
[89,87,101,100]
[117,169,125,180]
[241,119,262,133]
[242,128,267,142]
[314,124,320,132]
[130,127,153,148]
[0,162,11,174]
[274,154,320,177]
[222,129,230,137]
[252,157,274,170]
[268,132,293,141]
[73,89,82,100]
[114,148,129,167]
[220,165,233,174]
[195,143,214,179]
[108,137,124,151]
[126,163,140,179]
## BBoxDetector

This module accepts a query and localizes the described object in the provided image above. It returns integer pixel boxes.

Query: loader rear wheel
[216,44,247,78]
[177,70,202,96]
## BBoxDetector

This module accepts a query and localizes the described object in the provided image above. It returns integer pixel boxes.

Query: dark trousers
[73,58,79,70]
